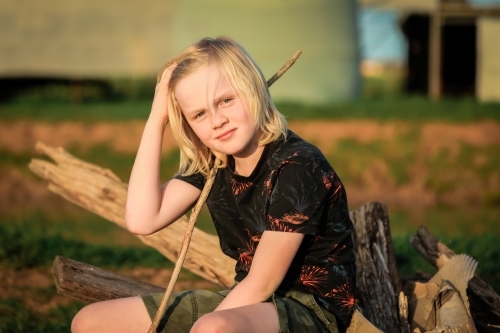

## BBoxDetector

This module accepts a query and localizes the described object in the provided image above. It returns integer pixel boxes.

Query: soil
[1,120,499,155]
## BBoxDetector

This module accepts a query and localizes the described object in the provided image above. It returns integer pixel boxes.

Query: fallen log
[29,142,236,288]
[410,226,500,332]
[53,255,165,303]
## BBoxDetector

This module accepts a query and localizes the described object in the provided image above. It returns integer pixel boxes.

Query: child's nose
[211,111,228,129]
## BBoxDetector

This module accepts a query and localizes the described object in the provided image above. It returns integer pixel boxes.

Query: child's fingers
[156,62,177,84]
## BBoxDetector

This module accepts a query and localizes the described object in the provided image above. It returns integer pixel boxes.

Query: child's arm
[214,231,304,310]
[125,65,201,235]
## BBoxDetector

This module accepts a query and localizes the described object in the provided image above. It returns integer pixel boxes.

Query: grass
[387,206,500,237]
[327,136,420,187]
[2,75,499,122]
[0,297,83,333]
[1,97,500,123]
[0,219,172,269]
[279,96,500,122]
[393,233,500,293]
[1,216,498,293]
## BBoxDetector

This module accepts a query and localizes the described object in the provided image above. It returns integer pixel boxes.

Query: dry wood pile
[29,143,500,333]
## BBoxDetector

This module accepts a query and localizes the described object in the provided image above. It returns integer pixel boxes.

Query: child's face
[175,66,260,159]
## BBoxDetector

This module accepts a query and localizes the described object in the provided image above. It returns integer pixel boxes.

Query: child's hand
[150,63,176,124]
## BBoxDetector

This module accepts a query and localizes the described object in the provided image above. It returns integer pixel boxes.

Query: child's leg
[71,296,151,333]
[190,302,279,333]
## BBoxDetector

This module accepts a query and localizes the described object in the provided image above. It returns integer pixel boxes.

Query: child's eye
[195,111,206,119]
[221,98,232,105]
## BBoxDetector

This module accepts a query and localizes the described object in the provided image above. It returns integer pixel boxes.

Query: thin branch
[147,166,218,333]
[266,50,302,87]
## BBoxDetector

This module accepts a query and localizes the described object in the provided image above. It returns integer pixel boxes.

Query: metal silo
[171,0,361,104]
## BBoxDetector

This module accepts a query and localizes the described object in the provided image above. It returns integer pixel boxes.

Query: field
[1,78,499,331]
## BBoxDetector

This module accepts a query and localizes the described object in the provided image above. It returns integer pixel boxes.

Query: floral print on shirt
[175,130,356,326]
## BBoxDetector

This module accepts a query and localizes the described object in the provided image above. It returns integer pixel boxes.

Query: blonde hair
[161,36,288,177]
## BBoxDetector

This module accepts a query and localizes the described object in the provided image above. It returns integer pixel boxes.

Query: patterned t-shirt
[175,130,356,325]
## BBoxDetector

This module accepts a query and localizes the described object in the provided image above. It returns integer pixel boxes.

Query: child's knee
[71,304,99,333]
[190,312,234,333]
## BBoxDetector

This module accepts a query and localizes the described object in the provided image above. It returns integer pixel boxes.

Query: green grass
[0,219,172,269]
[1,96,500,123]
[278,96,500,122]
[3,74,499,122]
[328,136,420,187]
[388,206,500,238]
[0,298,83,333]
[1,216,498,292]
[392,233,500,293]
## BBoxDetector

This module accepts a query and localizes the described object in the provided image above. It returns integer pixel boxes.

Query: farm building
[0,0,360,104]
[361,0,500,102]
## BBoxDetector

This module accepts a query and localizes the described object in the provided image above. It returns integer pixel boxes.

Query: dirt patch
[2,120,499,155]
[0,121,176,154]
[0,166,77,217]
[290,120,406,152]
[0,267,73,313]
[417,121,500,161]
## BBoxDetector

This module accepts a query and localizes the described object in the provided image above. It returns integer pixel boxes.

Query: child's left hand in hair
[150,63,176,125]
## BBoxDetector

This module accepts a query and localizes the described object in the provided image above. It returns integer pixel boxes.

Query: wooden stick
[147,50,302,333]
[147,166,218,333]
[266,50,302,87]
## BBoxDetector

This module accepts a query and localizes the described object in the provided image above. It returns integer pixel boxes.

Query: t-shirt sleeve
[174,172,206,191]
[266,157,328,235]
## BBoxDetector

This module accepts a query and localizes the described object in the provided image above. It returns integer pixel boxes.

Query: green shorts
[141,288,340,333]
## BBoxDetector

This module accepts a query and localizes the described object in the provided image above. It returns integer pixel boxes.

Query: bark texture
[350,202,410,333]
[53,255,165,303]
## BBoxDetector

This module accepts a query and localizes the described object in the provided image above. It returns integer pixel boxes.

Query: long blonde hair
[161,37,288,177]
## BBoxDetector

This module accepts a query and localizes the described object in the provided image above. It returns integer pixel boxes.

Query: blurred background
[0,0,499,331]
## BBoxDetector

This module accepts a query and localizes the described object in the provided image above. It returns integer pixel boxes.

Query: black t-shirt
[175,130,356,325]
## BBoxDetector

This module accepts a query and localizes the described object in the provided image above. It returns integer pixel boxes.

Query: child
[71,36,356,333]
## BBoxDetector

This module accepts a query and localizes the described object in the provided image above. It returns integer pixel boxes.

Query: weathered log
[29,142,236,288]
[53,255,165,303]
[350,202,411,333]
[410,226,500,331]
